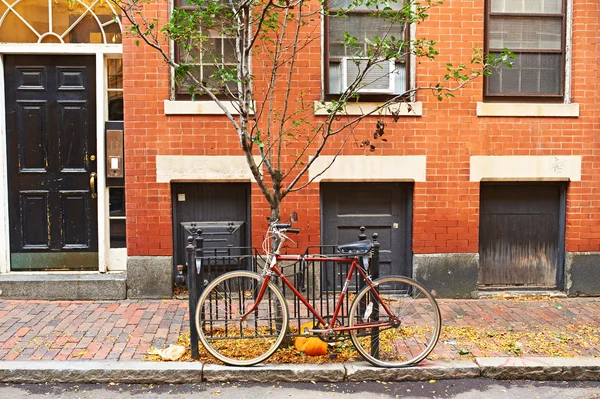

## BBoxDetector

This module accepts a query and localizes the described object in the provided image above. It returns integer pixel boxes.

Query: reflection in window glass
[109,187,126,248]
[109,187,126,217]
[107,59,124,121]
[107,59,123,89]
[0,0,121,44]
[110,219,126,248]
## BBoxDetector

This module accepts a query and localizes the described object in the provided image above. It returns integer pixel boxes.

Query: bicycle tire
[348,275,441,367]
[195,270,289,366]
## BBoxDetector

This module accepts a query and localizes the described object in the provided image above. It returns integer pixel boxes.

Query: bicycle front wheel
[348,276,441,367]
[195,270,289,366]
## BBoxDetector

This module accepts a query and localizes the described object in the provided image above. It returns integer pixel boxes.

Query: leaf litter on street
[146,296,600,364]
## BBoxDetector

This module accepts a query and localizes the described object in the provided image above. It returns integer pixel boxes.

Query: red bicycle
[195,213,441,367]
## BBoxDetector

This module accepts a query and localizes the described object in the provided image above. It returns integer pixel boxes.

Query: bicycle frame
[241,252,399,333]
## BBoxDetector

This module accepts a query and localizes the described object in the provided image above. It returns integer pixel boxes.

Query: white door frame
[0,43,122,274]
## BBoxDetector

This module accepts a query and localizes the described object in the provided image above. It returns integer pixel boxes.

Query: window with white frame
[485,0,565,100]
[326,0,409,97]
[173,0,237,100]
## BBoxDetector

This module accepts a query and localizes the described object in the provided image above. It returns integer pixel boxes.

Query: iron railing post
[186,225,199,359]
[370,233,380,358]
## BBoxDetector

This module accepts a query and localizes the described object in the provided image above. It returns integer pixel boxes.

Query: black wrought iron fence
[182,223,378,359]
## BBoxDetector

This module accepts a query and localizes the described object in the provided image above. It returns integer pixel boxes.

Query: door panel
[479,183,565,288]
[59,101,89,171]
[18,102,48,171]
[321,182,413,289]
[21,191,50,249]
[5,55,97,270]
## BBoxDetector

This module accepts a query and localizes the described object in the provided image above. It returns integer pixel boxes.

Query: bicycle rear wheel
[348,276,441,367]
[195,270,289,366]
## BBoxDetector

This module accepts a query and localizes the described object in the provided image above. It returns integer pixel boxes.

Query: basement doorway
[478,182,566,289]
[321,182,413,290]
[171,183,251,280]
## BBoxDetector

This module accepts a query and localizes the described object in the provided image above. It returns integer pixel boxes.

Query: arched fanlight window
[0,0,122,44]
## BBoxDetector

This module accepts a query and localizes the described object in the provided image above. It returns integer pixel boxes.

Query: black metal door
[321,182,413,281]
[172,183,250,274]
[479,182,566,288]
[5,55,98,270]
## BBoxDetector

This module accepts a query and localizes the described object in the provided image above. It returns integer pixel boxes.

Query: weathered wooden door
[172,183,250,273]
[5,55,98,270]
[322,182,412,281]
[479,183,565,288]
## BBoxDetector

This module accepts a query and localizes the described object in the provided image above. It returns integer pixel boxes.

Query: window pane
[109,188,126,217]
[107,59,123,89]
[329,14,404,58]
[491,0,562,14]
[108,92,124,121]
[110,219,126,248]
[223,38,237,63]
[489,17,562,50]
[329,62,342,94]
[174,9,236,96]
[201,38,221,63]
[487,53,562,95]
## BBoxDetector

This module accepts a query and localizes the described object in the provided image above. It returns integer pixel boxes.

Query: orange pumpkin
[293,322,327,356]
[294,321,315,351]
[300,337,328,356]
[294,336,307,351]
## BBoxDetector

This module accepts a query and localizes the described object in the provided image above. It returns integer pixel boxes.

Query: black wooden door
[322,182,412,281]
[5,55,98,270]
[172,183,250,274]
[479,183,565,288]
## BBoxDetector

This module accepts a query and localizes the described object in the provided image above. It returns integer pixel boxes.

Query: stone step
[0,272,126,300]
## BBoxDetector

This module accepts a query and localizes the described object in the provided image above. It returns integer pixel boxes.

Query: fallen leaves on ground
[145,323,599,364]
[431,324,600,360]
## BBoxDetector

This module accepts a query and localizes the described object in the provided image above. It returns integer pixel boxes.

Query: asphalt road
[1,379,600,398]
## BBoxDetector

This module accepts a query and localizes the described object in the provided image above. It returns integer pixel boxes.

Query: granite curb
[0,358,599,384]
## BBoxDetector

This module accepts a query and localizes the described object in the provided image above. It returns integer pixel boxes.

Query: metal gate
[478,182,566,288]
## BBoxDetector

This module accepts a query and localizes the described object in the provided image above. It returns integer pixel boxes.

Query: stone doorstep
[0,272,127,300]
[476,290,568,299]
[1,358,600,384]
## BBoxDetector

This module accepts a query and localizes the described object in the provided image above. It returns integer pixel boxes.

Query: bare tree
[114,0,512,224]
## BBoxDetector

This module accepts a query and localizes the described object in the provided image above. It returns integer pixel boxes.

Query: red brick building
[0,0,598,299]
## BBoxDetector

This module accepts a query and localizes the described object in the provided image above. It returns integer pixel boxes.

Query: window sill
[313,101,422,116]
[476,102,579,118]
[164,100,253,115]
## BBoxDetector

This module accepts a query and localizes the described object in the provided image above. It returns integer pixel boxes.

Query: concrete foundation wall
[126,256,173,299]
[413,254,479,299]
[565,252,600,296]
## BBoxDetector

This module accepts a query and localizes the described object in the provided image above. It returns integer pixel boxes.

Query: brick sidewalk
[1,297,599,362]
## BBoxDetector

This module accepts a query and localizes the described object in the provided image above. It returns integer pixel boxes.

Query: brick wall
[123,0,600,258]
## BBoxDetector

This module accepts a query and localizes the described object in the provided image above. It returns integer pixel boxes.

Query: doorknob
[90,172,97,198]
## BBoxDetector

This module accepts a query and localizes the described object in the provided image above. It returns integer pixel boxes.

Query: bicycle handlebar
[273,223,291,229]
[286,228,300,234]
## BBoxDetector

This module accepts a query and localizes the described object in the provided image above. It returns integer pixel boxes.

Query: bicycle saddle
[337,240,372,255]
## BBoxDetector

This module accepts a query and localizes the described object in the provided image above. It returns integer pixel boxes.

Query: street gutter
[0,358,599,383]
